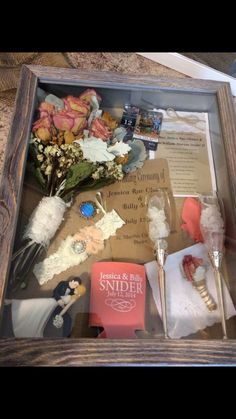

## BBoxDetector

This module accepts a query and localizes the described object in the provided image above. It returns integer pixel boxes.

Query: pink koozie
[89,261,146,338]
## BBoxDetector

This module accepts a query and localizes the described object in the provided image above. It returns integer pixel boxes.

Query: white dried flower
[149,219,170,241]
[113,165,124,180]
[45,165,53,176]
[103,162,124,180]
[105,161,115,170]
[200,205,224,232]
[92,166,105,180]
[59,156,66,167]
[193,266,206,282]
[44,145,53,156]
[56,170,63,178]
[92,172,100,180]
[47,145,61,157]
[147,206,170,241]
[37,154,44,162]
[38,144,43,152]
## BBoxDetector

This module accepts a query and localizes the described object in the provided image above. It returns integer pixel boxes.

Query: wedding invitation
[103,159,173,263]
[155,110,217,197]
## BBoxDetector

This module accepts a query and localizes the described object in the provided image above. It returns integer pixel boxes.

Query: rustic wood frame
[1,65,236,366]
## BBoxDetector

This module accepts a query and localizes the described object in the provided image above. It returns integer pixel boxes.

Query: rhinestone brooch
[79,201,97,219]
[71,240,86,254]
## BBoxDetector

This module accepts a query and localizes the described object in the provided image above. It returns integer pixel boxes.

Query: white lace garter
[33,209,125,285]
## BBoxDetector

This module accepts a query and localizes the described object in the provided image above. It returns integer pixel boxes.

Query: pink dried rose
[74,226,104,254]
[78,89,102,105]
[70,114,87,134]
[182,255,203,282]
[53,110,87,134]
[63,96,90,117]
[89,118,112,141]
[53,112,73,131]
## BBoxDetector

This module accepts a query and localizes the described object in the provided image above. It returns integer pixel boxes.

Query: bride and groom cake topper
[4,277,86,338]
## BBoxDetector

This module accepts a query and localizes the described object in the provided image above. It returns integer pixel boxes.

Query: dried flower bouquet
[11,88,146,288]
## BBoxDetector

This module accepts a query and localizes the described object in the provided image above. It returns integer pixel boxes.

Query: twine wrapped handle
[192,280,217,312]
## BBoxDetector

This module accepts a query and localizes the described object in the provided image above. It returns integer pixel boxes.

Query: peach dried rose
[53,110,87,135]
[63,96,90,117]
[36,127,51,141]
[74,226,104,255]
[78,89,101,105]
[72,119,87,134]
[115,154,129,165]
[89,118,112,141]
[32,116,52,132]
[101,111,118,130]
[64,131,74,144]
[66,111,87,134]
[39,102,55,118]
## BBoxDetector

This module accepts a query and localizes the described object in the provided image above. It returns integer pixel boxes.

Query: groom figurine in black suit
[53,277,82,305]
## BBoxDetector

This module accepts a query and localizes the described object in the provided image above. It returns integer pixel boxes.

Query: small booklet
[89,261,146,338]
[133,109,163,151]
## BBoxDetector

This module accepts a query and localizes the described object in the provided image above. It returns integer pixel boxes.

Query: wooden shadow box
[1,65,236,366]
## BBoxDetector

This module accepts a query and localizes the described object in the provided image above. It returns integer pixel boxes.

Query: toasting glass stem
[155,245,169,339]
[147,190,173,340]
[209,251,227,339]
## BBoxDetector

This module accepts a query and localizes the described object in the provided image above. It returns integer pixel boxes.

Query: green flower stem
[11,243,44,290]
[11,240,34,261]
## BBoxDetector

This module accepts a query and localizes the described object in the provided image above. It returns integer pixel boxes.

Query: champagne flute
[147,189,174,339]
[199,193,227,339]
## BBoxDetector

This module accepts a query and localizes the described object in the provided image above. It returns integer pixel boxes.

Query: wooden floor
[181,53,236,76]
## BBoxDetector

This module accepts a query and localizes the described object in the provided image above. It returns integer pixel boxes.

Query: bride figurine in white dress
[4,278,86,338]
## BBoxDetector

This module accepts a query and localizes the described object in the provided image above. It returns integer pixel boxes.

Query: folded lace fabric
[33,210,125,285]
[145,243,236,339]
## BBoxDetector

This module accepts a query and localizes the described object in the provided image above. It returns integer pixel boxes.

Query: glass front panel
[1,80,236,340]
